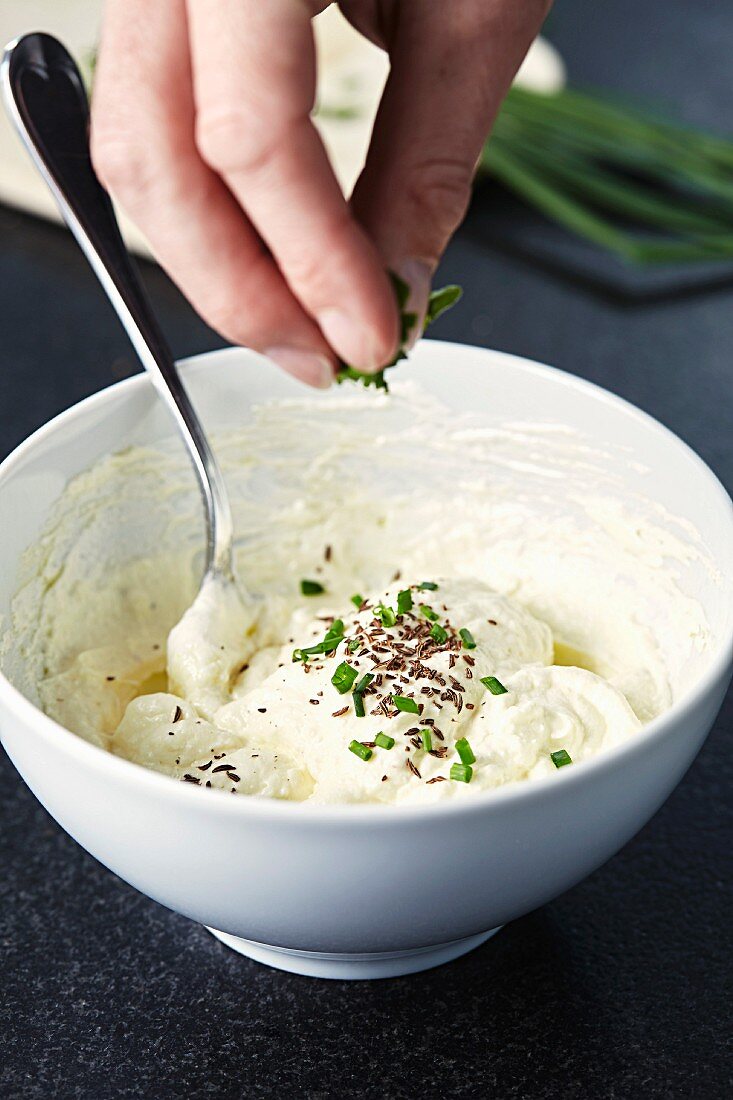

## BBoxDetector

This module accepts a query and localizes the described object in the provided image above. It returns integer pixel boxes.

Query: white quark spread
[112,575,641,803]
[2,381,713,805]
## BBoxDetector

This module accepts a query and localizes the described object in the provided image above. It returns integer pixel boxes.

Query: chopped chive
[347,638,360,653]
[352,672,373,719]
[481,675,508,695]
[418,581,439,591]
[331,662,358,694]
[323,625,345,653]
[393,695,419,714]
[430,622,448,644]
[292,619,345,661]
[354,673,374,695]
[377,603,397,628]
[421,729,433,752]
[301,579,325,596]
[450,762,473,783]
[397,588,413,614]
[455,737,476,765]
[351,593,364,609]
[349,740,373,762]
[459,628,477,650]
[375,732,395,750]
[551,749,573,768]
[426,285,463,326]
[420,604,439,621]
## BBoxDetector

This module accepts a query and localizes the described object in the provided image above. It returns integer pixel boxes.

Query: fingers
[90,0,335,388]
[186,0,399,370]
[351,0,551,331]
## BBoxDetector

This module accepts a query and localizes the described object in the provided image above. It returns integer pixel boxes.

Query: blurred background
[0,3,731,1098]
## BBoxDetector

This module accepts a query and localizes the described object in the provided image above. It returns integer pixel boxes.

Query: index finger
[186,0,399,371]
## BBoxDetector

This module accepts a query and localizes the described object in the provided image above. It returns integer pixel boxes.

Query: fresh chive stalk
[459,628,477,650]
[450,763,473,783]
[481,84,733,266]
[375,732,395,750]
[393,696,419,714]
[551,749,573,768]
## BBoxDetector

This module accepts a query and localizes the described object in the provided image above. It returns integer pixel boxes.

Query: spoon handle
[1,32,233,578]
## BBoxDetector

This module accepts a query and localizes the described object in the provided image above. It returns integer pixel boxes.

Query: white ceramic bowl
[1,343,731,980]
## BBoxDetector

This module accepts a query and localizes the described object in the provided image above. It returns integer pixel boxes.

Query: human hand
[91,1,550,387]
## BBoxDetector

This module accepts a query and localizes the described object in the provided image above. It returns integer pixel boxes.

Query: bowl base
[205,925,502,979]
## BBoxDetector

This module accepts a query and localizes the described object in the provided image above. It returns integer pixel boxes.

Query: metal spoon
[1,32,234,584]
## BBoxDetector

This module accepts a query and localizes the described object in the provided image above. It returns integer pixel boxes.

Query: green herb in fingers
[335,273,462,391]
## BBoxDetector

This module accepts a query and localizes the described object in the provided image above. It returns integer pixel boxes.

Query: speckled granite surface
[1,2,732,1096]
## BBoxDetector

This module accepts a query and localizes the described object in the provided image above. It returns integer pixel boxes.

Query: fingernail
[317,308,381,372]
[393,259,433,349]
[264,346,333,389]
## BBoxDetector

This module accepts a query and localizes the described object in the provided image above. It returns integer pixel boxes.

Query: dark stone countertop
[0,2,731,1096]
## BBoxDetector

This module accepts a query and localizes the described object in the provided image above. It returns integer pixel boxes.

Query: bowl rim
[0,340,731,825]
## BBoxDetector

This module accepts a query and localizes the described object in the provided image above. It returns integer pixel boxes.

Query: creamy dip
[112,573,640,803]
[2,381,711,805]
